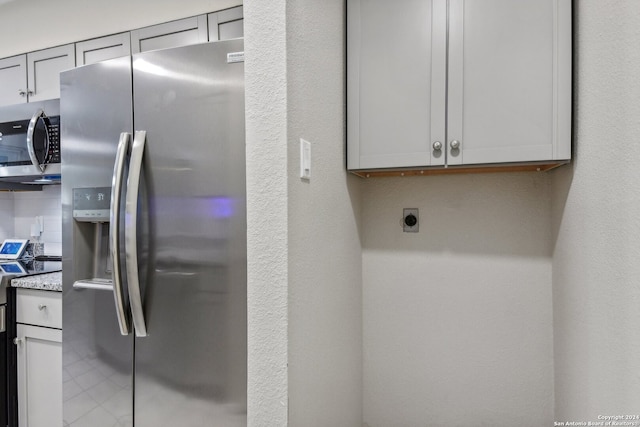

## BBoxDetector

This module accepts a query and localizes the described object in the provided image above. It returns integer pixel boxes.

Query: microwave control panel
[46,116,61,164]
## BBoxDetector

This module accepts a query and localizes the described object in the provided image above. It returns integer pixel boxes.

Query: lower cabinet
[15,289,62,427]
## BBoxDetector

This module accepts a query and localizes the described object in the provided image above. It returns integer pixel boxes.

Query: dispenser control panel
[73,187,111,222]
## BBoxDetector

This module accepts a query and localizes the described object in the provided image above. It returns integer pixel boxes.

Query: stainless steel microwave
[0,100,61,184]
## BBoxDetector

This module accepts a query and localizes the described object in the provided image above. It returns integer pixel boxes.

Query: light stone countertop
[11,271,62,292]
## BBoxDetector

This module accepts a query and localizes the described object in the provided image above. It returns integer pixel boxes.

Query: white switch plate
[300,139,311,180]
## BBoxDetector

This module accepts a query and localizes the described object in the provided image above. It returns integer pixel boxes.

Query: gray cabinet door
[0,55,27,106]
[446,0,572,166]
[347,0,571,172]
[208,6,244,41]
[76,33,132,66]
[130,15,208,54]
[27,44,76,103]
[347,0,447,170]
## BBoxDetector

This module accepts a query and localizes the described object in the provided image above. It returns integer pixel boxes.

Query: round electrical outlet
[404,214,417,227]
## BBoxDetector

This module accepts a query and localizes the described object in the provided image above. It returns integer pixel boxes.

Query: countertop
[11,271,62,292]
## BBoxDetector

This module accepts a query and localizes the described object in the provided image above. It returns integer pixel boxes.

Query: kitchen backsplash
[10,185,62,256]
[0,192,15,240]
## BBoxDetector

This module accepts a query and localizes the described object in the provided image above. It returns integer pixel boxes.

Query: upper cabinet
[0,6,244,107]
[27,45,76,104]
[347,0,572,175]
[208,6,244,41]
[76,32,131,66]
[0,55,27,106]
[130,15,209,53]
[0,45,75,107]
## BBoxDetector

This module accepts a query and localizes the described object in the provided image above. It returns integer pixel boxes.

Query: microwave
[0,100,61,184]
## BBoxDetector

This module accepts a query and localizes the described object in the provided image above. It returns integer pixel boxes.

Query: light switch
[300,139,311,180]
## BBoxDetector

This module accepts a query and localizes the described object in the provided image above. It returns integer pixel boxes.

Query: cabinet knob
[38,304,47,311]
[18,90,26,97]
[13,338,22,346]
[450,140,461,150]
[432,141,442,151]
[27,90,34,96]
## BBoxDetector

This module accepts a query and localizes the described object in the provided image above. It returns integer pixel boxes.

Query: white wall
[0,187,61,254]
[245,0,363,425]
[286,1,362,426]
[13,186,62,255]
[361,173,554,426]
[551,0,640,421]
[0,192,14,239]
[0,0,240,58]
[244,0,289,425]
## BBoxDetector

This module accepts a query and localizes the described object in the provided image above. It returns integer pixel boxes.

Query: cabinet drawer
[16,289,62,329]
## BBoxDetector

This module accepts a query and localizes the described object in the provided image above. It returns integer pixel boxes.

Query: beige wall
[286,0,363,425]
[361,173,554,426]
[551,0,640,420]
[244,0,363,425]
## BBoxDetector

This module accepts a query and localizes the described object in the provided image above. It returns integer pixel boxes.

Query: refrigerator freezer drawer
[16,289,62,329]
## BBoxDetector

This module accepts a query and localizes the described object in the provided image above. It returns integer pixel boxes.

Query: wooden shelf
[349,161,568,178]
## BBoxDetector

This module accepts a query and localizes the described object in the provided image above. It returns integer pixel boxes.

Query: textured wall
[551,0,640,421]
[286,0,363,426]
[362,173,554,426]
[0,0,362,424]
[244,1,289,425]
[245,0,363,425]
[0,0,240,58]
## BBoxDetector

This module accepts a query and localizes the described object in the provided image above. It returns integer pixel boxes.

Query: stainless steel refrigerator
[60,40,246,427]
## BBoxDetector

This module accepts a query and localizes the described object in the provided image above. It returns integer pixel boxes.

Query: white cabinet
[348,0,446,170]
[208,6,244,41]
[0,55,28,106]
[16,288,62,329]
[15,289,62,427]
[75,32,131,66]
[16,325,62,427]
[130,15,209,54]
[0,6,245,105]
[0,45,75,107]
[26,45,76,103]
[347,0,572,175]
[0,6,245,106]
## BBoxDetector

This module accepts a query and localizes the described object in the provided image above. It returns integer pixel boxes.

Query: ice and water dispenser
[72,187,113,288]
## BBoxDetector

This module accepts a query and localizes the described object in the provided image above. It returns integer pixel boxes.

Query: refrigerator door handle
[125,130,148,337]
[26,108,49,173]
[73,279,114,292]
[110,132,132,335]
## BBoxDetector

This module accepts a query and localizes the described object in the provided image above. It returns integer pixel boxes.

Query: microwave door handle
[125,130,148,337]
[110,132,132,335]
[26,109,46,173]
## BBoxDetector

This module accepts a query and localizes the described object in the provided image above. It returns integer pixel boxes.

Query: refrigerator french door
[60,40,247,427]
